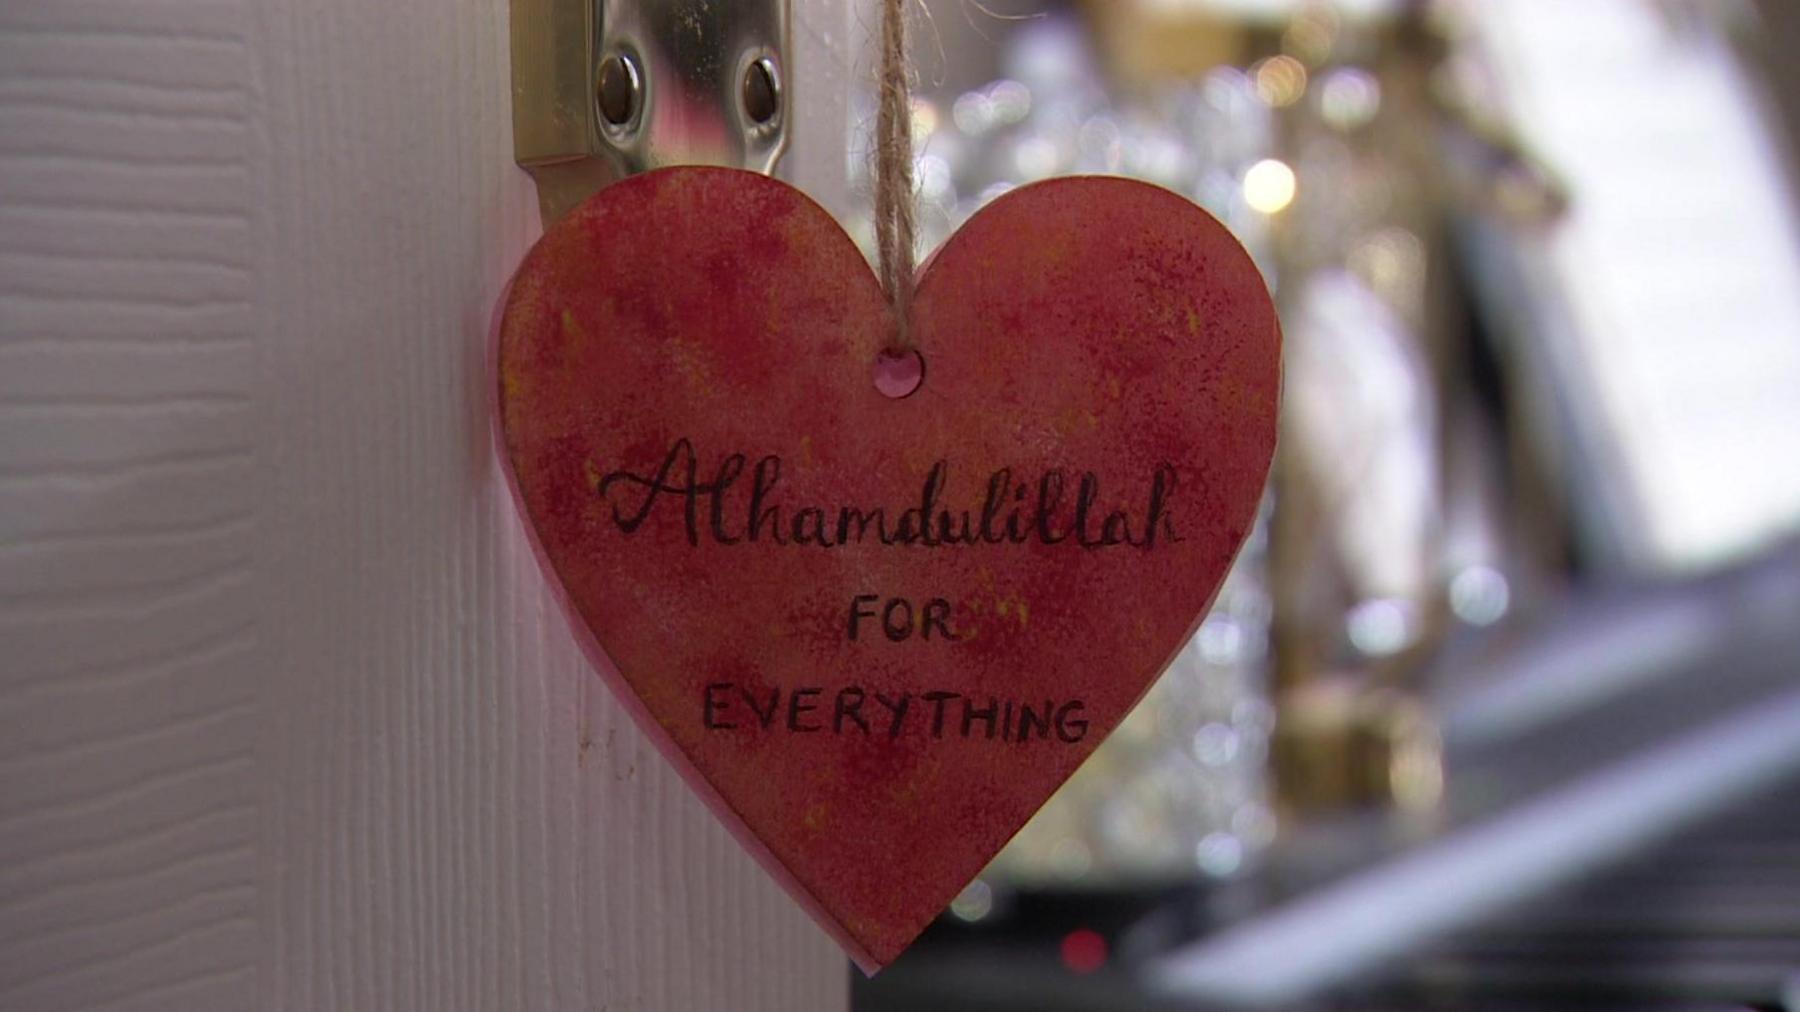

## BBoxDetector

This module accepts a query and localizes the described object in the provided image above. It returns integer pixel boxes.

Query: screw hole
[743,56,780,126]
[597,52,640,128]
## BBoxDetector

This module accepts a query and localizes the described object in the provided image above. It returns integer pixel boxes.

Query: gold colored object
[1080,0,1253,86]
[510,0,791,225]
[1272,681,1443,812]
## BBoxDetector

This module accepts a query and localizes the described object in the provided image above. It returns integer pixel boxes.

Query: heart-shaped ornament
[496,167,1279,970]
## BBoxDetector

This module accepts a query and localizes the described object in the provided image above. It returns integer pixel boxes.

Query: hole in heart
[873,347,924,399]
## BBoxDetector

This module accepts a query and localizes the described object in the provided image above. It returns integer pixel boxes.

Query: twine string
[874,0,917,349]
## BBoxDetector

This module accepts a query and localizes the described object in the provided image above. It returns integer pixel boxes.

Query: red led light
[1059,928,1108,974]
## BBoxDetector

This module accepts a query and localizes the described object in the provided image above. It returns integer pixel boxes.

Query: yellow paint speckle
[992,595,1031,631]
[560,308,588,344]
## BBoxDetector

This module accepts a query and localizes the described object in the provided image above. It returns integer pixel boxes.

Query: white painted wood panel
[0,1,852,1009]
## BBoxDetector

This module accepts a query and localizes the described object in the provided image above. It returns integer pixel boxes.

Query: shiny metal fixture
[511,0,791,224]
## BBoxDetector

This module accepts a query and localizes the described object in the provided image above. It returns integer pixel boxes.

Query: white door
[0,1,854,1008]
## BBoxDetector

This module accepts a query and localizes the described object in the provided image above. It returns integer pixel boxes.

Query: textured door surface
[0,1,853,1008]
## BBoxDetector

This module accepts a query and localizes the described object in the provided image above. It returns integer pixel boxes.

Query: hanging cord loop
[873,0,918,349]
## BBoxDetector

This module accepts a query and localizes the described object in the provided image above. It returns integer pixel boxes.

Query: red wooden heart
[495,167,1279,970]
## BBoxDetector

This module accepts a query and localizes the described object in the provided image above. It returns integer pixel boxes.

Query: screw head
[597,51,641,128]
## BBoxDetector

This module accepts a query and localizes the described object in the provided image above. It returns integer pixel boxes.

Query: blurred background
[849,0,1800,1008]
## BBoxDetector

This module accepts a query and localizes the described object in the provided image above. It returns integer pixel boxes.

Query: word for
[596,438,1182,551]
[847,594,958,642]
[702,682,1090,744]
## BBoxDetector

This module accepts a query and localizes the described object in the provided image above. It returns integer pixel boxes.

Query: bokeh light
[1243,158,1298,214]
[1059,929,1108,974]
[1253,55,1309,108]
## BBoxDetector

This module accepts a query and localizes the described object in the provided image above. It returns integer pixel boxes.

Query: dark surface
[855,768,1800,1011]
[854,549,1800,1010]
[1346,773,1800,1009]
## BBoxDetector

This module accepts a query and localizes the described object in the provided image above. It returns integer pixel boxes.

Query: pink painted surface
[495,167,1280,969]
